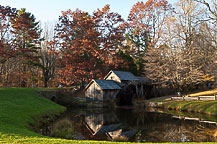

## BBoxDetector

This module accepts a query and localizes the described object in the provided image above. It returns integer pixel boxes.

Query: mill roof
[136,76,151,84]
[95,80,121,90]
[94,123,122,135]
[85,79,121,90]
[104,70,139,81]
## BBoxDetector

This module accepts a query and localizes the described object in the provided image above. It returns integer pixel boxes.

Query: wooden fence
[171,95,217,101]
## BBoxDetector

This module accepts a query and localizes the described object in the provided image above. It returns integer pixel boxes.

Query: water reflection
[40,108,217,142]
[83,110,137,141]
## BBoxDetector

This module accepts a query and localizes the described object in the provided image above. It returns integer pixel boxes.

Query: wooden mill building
[85,70,152,102]
[85,80,121,102]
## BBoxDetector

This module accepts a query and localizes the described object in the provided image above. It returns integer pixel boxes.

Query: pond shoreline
[40,106,217,143]
[145,99,217,116]
[30,109,66,135]
[1,88,216,143]
[37,88,217,117]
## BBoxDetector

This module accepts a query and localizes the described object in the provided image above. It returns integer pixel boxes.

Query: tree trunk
[44,72,49,88]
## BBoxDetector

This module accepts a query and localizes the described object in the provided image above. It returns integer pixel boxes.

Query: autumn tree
[194,0,217,21]
[193,0,217,78]
[127,0,174,83]
[0,5,17,86]
[39,41,58,87]
[154,0,215,91]
[172,0,206,90]
[11,8,41,63]
[93,5,127,70]
[191,22,217,75]
[56,9,103,86]
[10,8,42,87]
[39,23,59,87]
[0,6,43,87]
[127,0,173,75]
[0,5,16,62]
[56,5,129,86]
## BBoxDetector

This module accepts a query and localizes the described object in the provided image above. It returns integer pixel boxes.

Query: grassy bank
[149,88,217,116]
[0,88,216,144]
[0,88,65,143]
[160,100,217,116]
[0,88,138,144]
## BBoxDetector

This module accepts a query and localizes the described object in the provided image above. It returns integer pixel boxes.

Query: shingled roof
[104,70,139,81]
[95,80,121,90]
[93,123,122,135]
[85,80,121,90]
[136,76,151,84]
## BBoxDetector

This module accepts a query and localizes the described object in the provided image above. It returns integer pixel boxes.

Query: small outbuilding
[85,80,121,102]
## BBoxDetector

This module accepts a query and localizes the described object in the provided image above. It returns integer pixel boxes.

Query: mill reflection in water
[40,108,217,143]
[83,111,137,141]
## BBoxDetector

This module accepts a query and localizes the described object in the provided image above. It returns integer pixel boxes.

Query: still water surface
[40,108,217,143]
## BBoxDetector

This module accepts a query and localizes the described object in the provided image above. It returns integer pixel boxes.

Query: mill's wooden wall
[103,90,120,101]
[86,82,103,101]
[105,72,121,83]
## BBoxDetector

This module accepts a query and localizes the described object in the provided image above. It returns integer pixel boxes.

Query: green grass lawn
[149,90,217,116]
[0,88,216,144]
[161,100,217,116]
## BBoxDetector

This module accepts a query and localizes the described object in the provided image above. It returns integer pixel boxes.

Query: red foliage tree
[128,0,173,40]
[93,5,126,68]
[57,6,128,86]
[0,5,17,62]
[11,8,41,64]
[56,9,103,86]
[7,8,42,87]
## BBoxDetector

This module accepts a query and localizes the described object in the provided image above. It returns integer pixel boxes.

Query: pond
[39,108,217,143]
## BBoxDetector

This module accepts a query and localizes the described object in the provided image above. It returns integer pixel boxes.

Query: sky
[1,0,177,24]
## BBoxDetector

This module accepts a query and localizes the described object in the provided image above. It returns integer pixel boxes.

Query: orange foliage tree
[56,5,128,86]
[56,9,103,86]
[93,5,126,68]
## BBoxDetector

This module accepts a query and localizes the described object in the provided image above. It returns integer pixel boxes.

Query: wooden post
[136,85,139,97]
[141,85,144,97]
[138,85,141,98]
[214,94,216,100]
